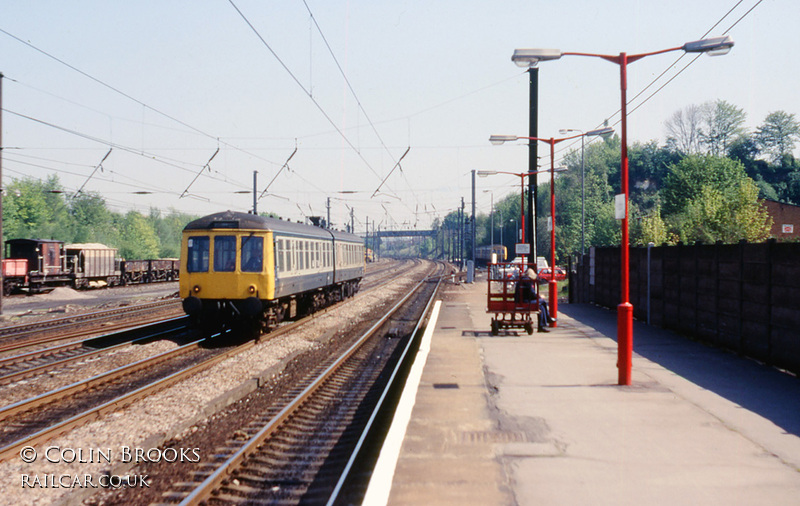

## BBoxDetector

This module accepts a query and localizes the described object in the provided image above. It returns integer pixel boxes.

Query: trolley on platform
[487,261,539,335]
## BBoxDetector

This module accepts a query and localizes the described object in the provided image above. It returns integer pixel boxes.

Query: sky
[0,0,794,234]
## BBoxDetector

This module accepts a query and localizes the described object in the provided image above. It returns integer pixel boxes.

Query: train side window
[187,236,210,272]
[287,240,293,271]
[276,240,284,272]
[214,236,236,272]
[241,236,263,272]
[298,241,305,270]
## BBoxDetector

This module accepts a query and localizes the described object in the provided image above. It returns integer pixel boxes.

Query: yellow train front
[179,211,364,331]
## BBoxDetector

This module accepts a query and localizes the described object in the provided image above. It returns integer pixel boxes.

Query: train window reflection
[242,236,263,272]
[187,236,210,273]
[214,236,236,272]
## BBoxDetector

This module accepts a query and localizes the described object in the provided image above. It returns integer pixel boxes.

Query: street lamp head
[511,48,563,67]
[477,170,498,177]
[682,35,734,56]
[586,126,615,137]
[489,135,518,145]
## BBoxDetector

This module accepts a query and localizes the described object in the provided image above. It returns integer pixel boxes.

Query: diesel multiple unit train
[179,211,365,329]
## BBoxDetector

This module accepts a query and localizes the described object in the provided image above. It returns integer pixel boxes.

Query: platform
[365,271,800,505]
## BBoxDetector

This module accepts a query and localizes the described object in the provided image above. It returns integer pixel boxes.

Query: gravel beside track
[0,259,419,505]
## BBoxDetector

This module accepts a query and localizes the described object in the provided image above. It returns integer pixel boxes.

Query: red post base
[617,302,633,385]
[548,280,558,327]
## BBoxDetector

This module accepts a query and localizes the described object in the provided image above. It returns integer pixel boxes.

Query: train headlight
[193,285,201,293]
[248,284,257,294]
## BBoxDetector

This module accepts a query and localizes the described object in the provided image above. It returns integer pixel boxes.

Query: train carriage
[5,239,72,293]
[121,259,179,284]
[65,243,120,288]
[180,210,364,330]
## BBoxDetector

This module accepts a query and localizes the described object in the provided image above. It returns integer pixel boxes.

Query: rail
[177,263,442,505]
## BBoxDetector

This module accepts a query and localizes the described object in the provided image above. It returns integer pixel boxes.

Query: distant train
[475,244,507,266]
[2,239,179,295]
[179,210,364,331]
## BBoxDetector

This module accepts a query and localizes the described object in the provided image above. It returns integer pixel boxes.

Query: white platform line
[361,300,442,506]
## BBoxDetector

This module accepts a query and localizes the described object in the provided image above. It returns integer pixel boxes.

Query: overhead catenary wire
[0,27,282,172]
[227,0,398,197]
[3,108,250,192]
[300,0,420,205]
[541,0,763,171]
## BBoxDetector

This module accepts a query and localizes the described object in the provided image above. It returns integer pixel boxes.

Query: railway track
[0,298,182,355]
[0,316,190,385]
[0,322,204,461]
[163,262,444,505]
[0,262,426,464]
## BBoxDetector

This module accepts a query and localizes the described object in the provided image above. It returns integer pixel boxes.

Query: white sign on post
[515,243,530,255]
[614,193,626,220]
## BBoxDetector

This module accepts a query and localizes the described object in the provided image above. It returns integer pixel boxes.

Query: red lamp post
[478,169,557,269]
[510,35,734,385]
[490,128,612,326]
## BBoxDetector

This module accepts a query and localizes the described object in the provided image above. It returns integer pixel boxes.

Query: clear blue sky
[0,1,792,233]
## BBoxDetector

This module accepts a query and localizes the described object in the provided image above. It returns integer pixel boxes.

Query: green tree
[699,100,747,156]
[70,192,117,244]
[673,180,771,243]
[119,211,160,259]
[3,175,71,241]
[148,208,196,258]
[661,155,749,216]
[756,110,800,163]
[661,155,771,243]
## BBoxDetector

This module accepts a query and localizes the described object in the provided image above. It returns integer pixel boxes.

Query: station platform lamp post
[489,128,612,325]
[559,127,610,257]
[509,35,734,384]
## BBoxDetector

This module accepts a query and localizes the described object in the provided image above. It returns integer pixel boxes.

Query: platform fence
[570,239,800,376]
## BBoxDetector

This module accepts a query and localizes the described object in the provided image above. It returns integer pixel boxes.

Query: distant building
[761,199,800,241]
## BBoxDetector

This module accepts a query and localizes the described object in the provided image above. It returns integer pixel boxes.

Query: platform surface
[374,272,800,505]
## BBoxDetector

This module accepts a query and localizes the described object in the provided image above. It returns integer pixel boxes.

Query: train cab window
[241,236,263,272]
[214,236,236,272]
[187,236,210,272]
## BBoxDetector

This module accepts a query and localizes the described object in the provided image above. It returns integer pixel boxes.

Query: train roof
[184,211,363,243]
[6,238,64,245]
[65,243,116,250]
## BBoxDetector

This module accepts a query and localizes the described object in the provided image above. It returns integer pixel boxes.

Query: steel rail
[0,316,190,385]
[0,329,241,462]
[327,264,445,504]
[0,299,182,354]
[178,265,435,506]
[0,263,422,464]
[0,332,202,425]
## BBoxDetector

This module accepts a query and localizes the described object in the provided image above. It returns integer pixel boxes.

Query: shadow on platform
[560,303,800,439]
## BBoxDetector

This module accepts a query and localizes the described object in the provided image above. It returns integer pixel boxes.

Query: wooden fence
[570,240,800,376]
